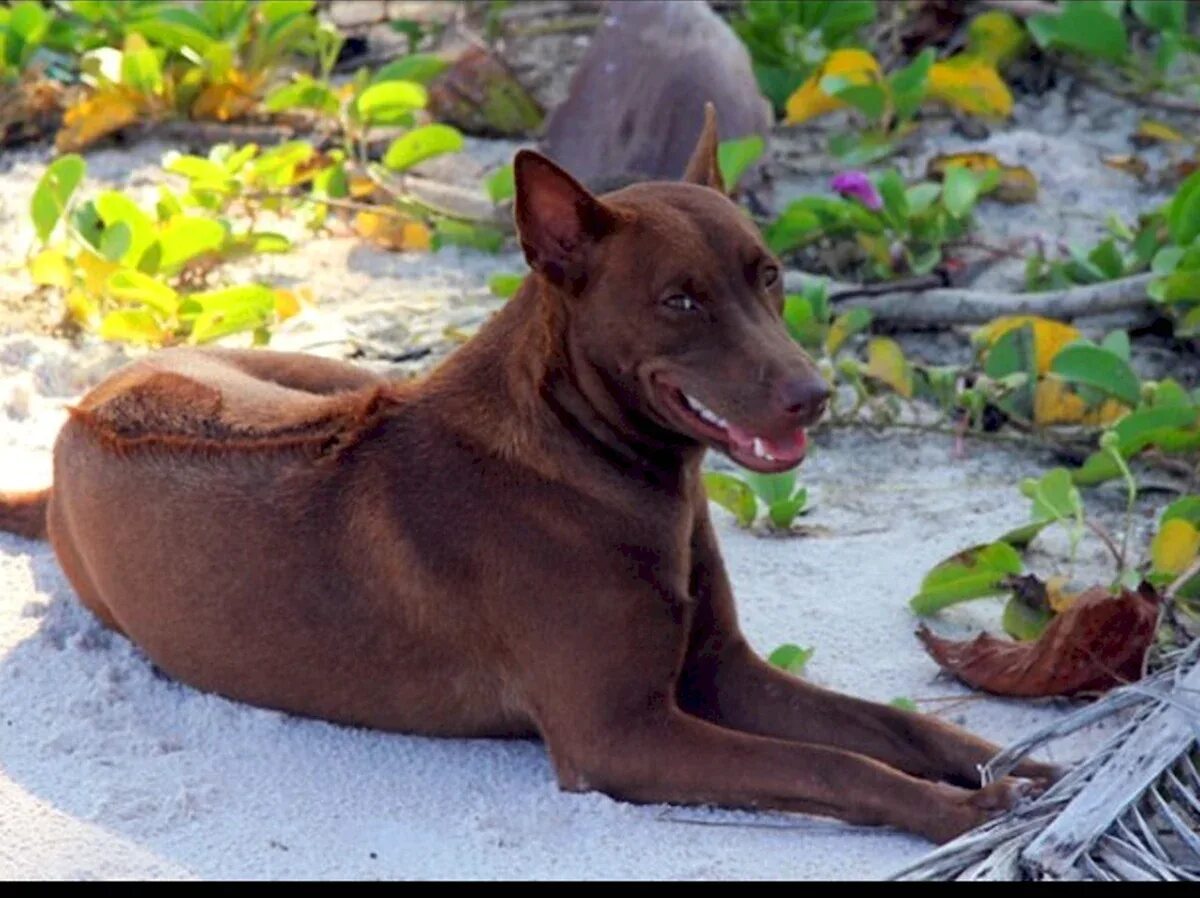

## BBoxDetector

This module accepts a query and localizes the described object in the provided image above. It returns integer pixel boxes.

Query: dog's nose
[778,375,831,424]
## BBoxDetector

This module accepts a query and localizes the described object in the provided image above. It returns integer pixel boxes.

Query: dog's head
[513,105,829,473]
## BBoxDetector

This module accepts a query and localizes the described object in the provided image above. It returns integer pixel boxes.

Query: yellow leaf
[76,251,118,296]
[1084,398,1128,426]
[190,70,263,122]
[976,316,1081,374]
[925,152,1038,203]
[866,337,913,398]
[400,221,431,251]
[273,288,302,321]
[927,56,1013,118]
[348,175,377,199]
[1033,377,1087,425]
[1152,519,1200,576]
[784,49,881,125]
[354,211,431,252]
[29,249,73,288]
[966,11,1027,68]
[1046,576,1080,614]
[1132,119,1185,146]
[55,87,142,152]
[65,288,99,327]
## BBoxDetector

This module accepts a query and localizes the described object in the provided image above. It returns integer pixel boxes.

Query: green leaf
[942,165,981,218]
[355,80,427,125]
[382,124,464,172]
[743,469,796,505]
[93,190,158,268]
[188,284,276,343]
[1028,1,1129,63]
[488,272,523,298]
[909,542,1022,615]
[371,54,448,85]
[264,76,340,115]
[874,169,908,230]
[765,205,822,254]
[703,471,758,527]
[888,48,933,121]
[768,643,814,675]
[156,216,227,272]
[30,154,86,244]
[99,308,165,345]
[1020,468,1083,524]
[1002,593,1053,641]
[1132,0,1186,32]
[889,697,919,712]
[1049,343,1141,406]
[1101,330,1131,361]
[767,490,809,530]
[905,183,942,216]
[997,518,1052,549]
[431,219,505,253]
[484,164,514,204]
[716,135,765,192]
[1167,169,1200,246]
[821,76,887,122]
[106,269,179,317]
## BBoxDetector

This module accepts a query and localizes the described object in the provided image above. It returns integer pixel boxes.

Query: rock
[539,0,772,198]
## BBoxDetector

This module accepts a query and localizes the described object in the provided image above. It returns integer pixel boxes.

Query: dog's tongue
[727,423,807,463]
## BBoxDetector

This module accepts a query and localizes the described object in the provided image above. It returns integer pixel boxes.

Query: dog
[0,106,1052,843]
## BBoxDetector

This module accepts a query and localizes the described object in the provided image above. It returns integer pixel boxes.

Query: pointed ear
[682,102,726,194]
[513,150,621,292]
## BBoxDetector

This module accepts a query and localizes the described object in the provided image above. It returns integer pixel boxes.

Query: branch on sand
[783,271,1157,327]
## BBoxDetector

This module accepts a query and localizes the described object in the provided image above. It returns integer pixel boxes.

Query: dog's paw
[925,780,1023,843]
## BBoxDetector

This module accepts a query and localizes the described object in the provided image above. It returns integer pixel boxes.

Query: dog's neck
[426,276,701,486]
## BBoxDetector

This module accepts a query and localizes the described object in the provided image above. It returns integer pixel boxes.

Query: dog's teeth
[684,393,727,430]
[752,437,766,459]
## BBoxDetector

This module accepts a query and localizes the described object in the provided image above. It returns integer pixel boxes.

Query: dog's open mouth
[657,383,807,474]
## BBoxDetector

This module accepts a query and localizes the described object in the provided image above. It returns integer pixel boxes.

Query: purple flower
[830,171,882,211]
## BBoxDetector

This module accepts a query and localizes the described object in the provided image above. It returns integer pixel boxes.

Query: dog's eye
[761,265,780,289]
[663,293,699,312]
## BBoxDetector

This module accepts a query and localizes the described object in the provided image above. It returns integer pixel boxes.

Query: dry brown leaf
[917,586,1158,697]
[55,87,142,152]
[1102,153,1150,180]
[191,70,264,122]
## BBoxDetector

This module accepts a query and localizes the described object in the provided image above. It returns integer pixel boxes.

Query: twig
[1166,558,1200,603]
[784,271,1157,326]
[1065,62,1200,117]
[1086,520,1126,572]
[979,0,1059,17]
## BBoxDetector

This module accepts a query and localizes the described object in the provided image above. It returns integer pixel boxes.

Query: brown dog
[0,108,1051,843]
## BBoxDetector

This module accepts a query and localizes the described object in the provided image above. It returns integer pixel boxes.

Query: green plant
[730,0,877,116]
[28,153,296,346]
[767,643,815,674]
[704,467,810,531]
[1028,0,1199,93]
[768,165,995,279]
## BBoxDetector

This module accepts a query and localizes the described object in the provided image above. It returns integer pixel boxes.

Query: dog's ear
[682,102,726,194]
[514,150,621,291]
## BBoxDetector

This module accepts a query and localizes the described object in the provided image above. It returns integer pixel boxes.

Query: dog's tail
[0,488,51,540]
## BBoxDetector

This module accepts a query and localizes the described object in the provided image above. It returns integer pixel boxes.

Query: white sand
[0,91,1164,879]
[0,335,1126,879]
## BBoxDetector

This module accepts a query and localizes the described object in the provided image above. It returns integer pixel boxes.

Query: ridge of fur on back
[69,370,403,463]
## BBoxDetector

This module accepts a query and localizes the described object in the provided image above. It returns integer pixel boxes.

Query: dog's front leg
[542,699,1016,843]
[678,502,1057,787]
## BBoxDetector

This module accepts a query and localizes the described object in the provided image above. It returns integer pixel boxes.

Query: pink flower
[830,171,882,211]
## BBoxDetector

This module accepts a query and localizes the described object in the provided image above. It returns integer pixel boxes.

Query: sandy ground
[0,76,1188,879]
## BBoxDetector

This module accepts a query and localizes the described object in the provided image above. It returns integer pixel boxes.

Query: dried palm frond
[892,640,1200,881]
